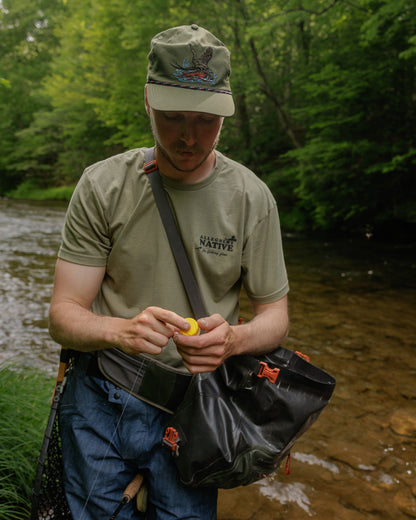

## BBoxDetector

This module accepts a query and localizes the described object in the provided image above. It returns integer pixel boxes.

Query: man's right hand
[110,306,191,356]
[49,259,190,354]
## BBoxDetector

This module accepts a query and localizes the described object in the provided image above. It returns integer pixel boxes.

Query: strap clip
[162,427,179,456]
[257,362,280,384]
[144,159,158,173]
[295,351,310,362]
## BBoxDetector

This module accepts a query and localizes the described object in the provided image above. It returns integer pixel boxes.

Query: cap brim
[146,83,235,117]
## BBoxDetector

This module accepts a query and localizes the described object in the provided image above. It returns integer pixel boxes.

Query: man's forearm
[231,296,289,357]
[48,301,123,352]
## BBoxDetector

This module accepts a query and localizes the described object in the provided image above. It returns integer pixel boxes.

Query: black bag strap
[143,147,207,320]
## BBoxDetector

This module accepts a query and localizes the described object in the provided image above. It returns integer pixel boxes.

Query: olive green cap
[146,24,235,117]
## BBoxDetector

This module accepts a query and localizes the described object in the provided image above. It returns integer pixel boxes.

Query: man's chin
[174,159,204,173]
[162,149,209,173]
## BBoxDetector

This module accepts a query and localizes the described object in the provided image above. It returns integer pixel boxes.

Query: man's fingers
[116,307,191,356]
[174,315,238,373]
[197,313,225,332]
[176,340,226,373]
[132,307,189,339]
[148,306,190,332]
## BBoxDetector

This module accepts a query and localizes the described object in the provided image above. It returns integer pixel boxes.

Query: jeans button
[114,392,120,400]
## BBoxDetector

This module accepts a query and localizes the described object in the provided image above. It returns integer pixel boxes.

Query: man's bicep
[51,258,106,310]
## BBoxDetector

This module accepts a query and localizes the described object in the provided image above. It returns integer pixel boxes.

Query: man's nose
[180,119,197,145]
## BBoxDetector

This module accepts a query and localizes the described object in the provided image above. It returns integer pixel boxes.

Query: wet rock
[313,498,369,520]
[326,440,381,469]
[394,488,416,518]
[218,488,263,520]
[377,472,396,489]
[390,408,416,437]
[337,482,390,516]
[398,379,416,399]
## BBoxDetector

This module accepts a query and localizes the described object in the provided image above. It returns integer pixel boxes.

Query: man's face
[148,108,224,180]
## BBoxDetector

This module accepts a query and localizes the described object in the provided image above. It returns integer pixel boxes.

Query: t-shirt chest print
[197,234,237,257]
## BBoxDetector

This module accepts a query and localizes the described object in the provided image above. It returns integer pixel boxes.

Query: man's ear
[144,85,151,116]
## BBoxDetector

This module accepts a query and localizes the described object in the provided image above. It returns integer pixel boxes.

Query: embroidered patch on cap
[173,45,218,86]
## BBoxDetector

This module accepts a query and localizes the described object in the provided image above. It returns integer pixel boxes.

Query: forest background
[1,0,415,236]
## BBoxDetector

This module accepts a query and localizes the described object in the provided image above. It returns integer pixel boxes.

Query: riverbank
[5,181,416,242]
[5,181,75,202]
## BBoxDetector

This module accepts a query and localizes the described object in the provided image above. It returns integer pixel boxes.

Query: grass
[6,181,75,202]
[0,365,54,519]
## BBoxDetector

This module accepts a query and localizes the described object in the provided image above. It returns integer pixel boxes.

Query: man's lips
[177,149,198,158]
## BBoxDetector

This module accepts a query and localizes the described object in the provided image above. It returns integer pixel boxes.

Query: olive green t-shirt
[58,148,289,369]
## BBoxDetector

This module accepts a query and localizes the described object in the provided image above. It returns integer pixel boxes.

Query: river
[1,199,415,519]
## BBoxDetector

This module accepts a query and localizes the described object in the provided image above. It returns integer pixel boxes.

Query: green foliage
[0,365,54,519]
[1,0,415,232]
[278,0,416,230]
[6,179,75,201]
[0,0,64,192]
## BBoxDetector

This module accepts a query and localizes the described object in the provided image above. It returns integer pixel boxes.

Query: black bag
[162,346,336,488]
[145,148,336,489]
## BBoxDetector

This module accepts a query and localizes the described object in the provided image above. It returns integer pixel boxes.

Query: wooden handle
[121,473,144,504]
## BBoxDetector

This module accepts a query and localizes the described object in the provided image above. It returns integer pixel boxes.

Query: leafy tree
[0,0,61,192]
[15,0,121,185]
[271,0,416,231]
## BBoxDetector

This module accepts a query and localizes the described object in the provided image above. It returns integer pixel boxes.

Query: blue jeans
[59,358,217,520]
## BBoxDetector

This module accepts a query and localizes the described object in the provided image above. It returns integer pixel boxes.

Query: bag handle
[144,147,207,320]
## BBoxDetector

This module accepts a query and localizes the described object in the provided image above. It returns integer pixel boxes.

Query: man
[49,24,289,520]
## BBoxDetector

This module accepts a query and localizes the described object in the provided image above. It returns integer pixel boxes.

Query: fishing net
[31,413,72,519]
[30,350,73,520]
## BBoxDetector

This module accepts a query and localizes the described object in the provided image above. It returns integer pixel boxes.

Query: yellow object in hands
[180,318,200,336]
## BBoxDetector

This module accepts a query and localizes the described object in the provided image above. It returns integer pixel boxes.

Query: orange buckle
[144,160,158,173]
[257,362,280,384]
[163,427,179,456]
[295,351,310,362]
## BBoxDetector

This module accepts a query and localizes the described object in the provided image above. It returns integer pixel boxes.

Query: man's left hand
[174,314,236,373]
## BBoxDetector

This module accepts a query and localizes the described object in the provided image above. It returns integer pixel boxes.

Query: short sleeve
[242,204,289,304]
[58,171,111,266]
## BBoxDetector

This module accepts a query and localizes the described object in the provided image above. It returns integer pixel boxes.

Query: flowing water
[1,199,415,519]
